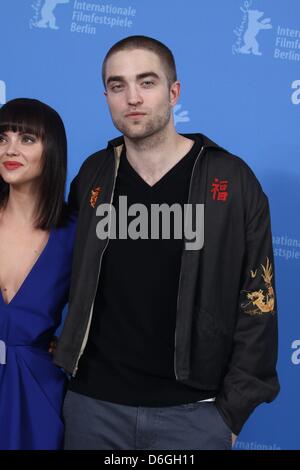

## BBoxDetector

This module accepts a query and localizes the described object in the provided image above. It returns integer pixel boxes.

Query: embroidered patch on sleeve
[241,257,275,315]
[90,187,101,208]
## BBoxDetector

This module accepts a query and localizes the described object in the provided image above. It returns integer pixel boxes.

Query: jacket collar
[107,133,222,157]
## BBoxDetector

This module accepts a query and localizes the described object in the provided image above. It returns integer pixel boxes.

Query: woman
[0,98,76,450]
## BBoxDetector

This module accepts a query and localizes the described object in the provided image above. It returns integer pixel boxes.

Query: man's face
[104,48,179,141]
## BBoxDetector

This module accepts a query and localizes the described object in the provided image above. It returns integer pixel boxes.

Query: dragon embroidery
[90,187,101,208]
[241,257,275,315]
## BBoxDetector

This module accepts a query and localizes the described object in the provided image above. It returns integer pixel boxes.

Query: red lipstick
[3,161,23,170]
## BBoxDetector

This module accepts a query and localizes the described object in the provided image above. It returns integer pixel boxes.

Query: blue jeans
[63,390,232,450]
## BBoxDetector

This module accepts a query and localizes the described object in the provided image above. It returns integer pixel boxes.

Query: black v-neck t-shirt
[70,138,216,405]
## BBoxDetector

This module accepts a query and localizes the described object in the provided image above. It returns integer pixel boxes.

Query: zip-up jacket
[54,133,280,435]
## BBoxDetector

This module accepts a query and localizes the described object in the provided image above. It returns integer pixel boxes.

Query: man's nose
[127,85,143,106]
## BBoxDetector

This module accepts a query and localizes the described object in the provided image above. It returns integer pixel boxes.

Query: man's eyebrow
[106,75,124,85]
[136,72,160,81]
[106,72,160,86]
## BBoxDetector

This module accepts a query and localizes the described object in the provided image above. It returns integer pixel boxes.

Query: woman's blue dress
[0,218,76,449]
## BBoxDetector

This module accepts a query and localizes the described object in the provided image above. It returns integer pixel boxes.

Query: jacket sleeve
[68,173,80,213]
[67,152,101,212]
[215,171,280,435]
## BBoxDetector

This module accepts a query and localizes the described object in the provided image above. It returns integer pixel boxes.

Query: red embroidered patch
[211,178,228,202]
[90,187,101,208]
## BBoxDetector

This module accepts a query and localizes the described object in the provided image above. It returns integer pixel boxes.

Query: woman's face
[0,130,44,188]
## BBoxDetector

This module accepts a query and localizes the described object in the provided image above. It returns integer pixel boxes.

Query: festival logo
[233,1,272,56]
[173,104,190,127]
[233,2,300,63]
[30,0,70,30]
[273,234,300,261]
[235,440,281,450]
[30,1,137,35]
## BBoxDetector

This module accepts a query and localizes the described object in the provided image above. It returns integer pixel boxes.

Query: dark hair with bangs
[102,35,177,88]
[0,98,68,229]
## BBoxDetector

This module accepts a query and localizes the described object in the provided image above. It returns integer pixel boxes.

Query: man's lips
[125,112,146,118]
[3,161,24,170]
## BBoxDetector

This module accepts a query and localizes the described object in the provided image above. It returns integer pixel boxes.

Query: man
[54,35,279,450]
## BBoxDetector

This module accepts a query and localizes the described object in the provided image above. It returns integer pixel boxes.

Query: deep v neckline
[0,229,53,307]
[123,142,196,191]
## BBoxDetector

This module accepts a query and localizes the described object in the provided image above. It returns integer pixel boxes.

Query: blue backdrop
[0,0,299,450]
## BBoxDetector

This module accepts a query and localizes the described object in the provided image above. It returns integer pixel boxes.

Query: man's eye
[141,81,154,87]
[0,135,7,144]
[111,84,123,92]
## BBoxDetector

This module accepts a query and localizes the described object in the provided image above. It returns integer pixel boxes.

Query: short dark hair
[102,35,177,88]
[0,98,68,229]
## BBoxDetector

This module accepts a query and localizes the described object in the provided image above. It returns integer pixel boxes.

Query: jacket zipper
[72,160,119,377]
[174,145,205,380]
[72,143,206,378]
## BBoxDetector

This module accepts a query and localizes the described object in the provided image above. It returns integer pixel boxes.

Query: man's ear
[169,81,180,106]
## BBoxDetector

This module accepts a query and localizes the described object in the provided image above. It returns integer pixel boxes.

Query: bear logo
[239,10,272,56]
[173,104,190,127]
[36,0,69,30]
